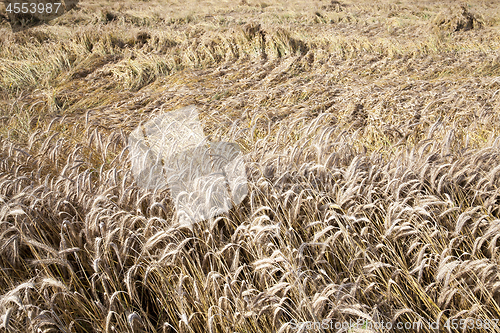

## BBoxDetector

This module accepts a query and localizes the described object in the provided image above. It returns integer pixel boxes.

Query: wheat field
[1,0,500,332]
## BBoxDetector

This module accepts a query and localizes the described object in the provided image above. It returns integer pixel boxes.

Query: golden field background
[0,0,500,332]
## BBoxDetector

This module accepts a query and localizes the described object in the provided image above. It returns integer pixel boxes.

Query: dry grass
[1,0,500,332]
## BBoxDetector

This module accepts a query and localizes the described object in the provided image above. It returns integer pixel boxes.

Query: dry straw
[1,0,500,332]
